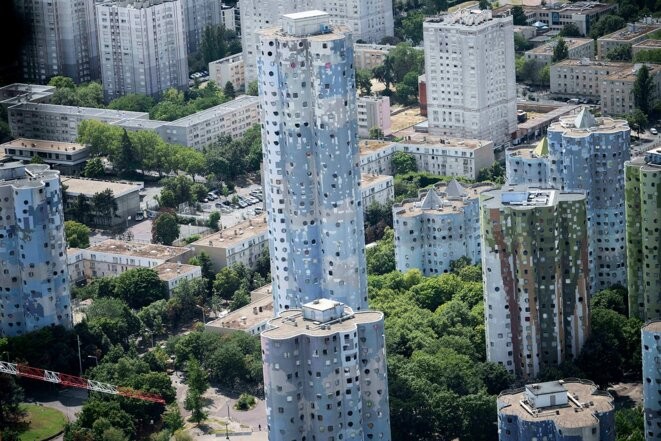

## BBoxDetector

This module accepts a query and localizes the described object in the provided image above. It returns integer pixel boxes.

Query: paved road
[27,387,87,423]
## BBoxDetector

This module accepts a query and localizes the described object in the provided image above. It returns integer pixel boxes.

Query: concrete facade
[550,59,631,99]
[625,149,661,321]
[600,64,661,117]
[424,10,517,146]
[524,38,594,66]
[357,95,391,138]
[96,0,189,100]
[642,321,661,441]
[498,379,615,441]
[205,285,274,335]
[1,139,90,175]
[209,53,246,91]
[394,180,491,275]
[0,163,71,337]
[258,12,368,315]
[240,0,394,82]
[597,22,661,59]
[61,177,141,227]
[261,301,391,441]
[13,0,100,84]
[353,43,396,70]
[481,186,590,378]
[181,0,224,53]
[361,174,394,207]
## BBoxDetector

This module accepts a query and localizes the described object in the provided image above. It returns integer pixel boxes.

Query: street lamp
[226,403,230,440]
[87,355,98,366]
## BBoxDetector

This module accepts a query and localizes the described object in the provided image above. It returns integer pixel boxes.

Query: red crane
[0,360,165,404]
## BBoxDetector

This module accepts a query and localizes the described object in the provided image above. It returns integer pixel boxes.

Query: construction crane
[0,360,165,404]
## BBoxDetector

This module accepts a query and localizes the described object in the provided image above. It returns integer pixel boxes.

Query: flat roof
[398,134,493,149]
[153,262,200,281]
[528,38,593,55]
[87,239,190,260]
[425,9,501,28]
[262,308,384,340]
[8,102,149,119]
[551,59,631,69]
[61,177,141,198]
[643,320,661,332]
[526,381,566,396]
[600,23,660,41]
[259,22,349,41]
[359,140,394,154]
[522,1,615,13]
[499,380,614,428]
[304,298,342,312]
[164,95,259,128]
[394,181,493,217]
[2,138,88,153]
[283,10,328,20]
[191,215,268,249]
[205,294,274,331]
[361,174,392,187]
[633,39,661,48]
[210,53,243,64]
[517,105,580,131]
[482,186,586,209]
[548,114,630,136]
[604,63,661,81]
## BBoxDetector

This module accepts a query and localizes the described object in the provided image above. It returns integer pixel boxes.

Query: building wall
[96,0,189,99]
[181,0,222,53]
[524,39,593,66]
[642,323,661,441]
[625,159,661,321]
[209,53,246,90]
[353,44,395,70]
[258,18,368,315]
[191,232,269,272]
[261,310,391,441]
[505,150,549,186]
[481,189,590,378]
[14,0,100,84]
[600,67,661,116]
[550,60,629,98]
[361,176,394,207]
[424,10,517,146]
[357,96,391,138]
[63,187,140,227]
[0,164,71,336]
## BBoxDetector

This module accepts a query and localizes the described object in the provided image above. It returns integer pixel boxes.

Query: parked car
[135,212,144,221]
[651,128,658,135]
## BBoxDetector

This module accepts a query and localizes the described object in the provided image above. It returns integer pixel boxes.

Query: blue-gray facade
[642,321,661,441]
[0,163,71,336]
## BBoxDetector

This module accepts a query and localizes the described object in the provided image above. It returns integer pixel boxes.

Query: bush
[235,393,256,411]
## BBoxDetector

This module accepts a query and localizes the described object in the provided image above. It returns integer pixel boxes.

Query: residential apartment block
[642,321,661,441]
[354,43,395,70]
[498,380,615,441]
[357,95,391,138]
[632,39,661,57]
[550,59,631,99]
[600,63,661,116]
[524,38,594,66]
[261,300,391,441]
[1,139,90,175]
[423,9,517,146]
[597,21,661,58]
[13,0,100,84]
[625,148,661,321]
[393,180,491,275]
[258,11,368,315]
[96,0,188,99]
[189,215,269,272]
[209,53,245,91]
[205,284,274,335]
[361,174,394,207]
[61,177,141,227]
[481,186,590,378]
[240,0,394,81]
[0,163,71,337]
[505,138,550,186]
[181,0,225,53]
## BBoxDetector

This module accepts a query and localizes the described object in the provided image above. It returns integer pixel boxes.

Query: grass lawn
[18,404,67,441]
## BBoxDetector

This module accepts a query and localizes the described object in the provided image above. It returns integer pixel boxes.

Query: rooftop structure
[0,83,55,107]
[597,22,661,57]
[525,38,594,65]
[205,288,274,335]
[87,239,191,261]
[1,138,90,174]
[498,379,615,441]
[632,38,661,55]
[60,177,140,199]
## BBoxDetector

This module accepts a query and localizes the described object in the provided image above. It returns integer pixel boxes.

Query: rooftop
[394,181,493,217]
[526,381,567,396]
[359,140,395,154]
[551,58,631,69]
[523,1,615,14]
[527,38,593,55]
[604,63,661,81]
[164,95,259,128]
[262,307,384,340]
[0,163,60,187]
[643,320,661,332]
[548,111,630,136]
[87,239,190,260]
[2,138,88,153]
[361,174,392,187]
[205,294,274,331]
[282,10,328,20]
[499,379,614,428]
[190,215,268,249]
[425,9,500,27]
[210,53,243,65]
[482,186,586,209]
[633,39,661,49]
[153,262,200,281]
[506,138,549,159]
[600,23,660,41]
[8,102,149,120]
[60,177,141,198]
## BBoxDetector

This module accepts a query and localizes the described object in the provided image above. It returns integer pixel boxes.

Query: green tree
[369,127,384,139]
[606,45,632,61]
[514,34,533,52]
[634,49,661,63]
[552,38,569,62]
[208,211,221,231]
[392,151,418,174]
[633,65,655,115]
[91,189,118,226]
[184,391,207,426]
[356,69,373,95]
[213,266,242,300]
[83,158,105,178]
[186,358,209,395]
[511,6,528,26]
[230,288,250,311]
[115,129,135,176]
[76,83,104,108]
[30,155,45,164]
[152,212,180,246]
[0,375,25,427]
[65,220,91,248]
[85,298,141,345]
[114,268,168,309]
[396,71,420,105]
[48,76,75,89]
[246,80,259,96]
[223,81,236,99]
[108,94,155,112]
[478,0,491,9]
[401,12,425,45]
[589,14,625,39]
[615,407,644,441]
[366,228,396,274]
[559,22,582,37]
[189,252,214,281]
[190,182,209,202]
[158,189,177,209]
[162,404,184,433]
[627,109,649,137]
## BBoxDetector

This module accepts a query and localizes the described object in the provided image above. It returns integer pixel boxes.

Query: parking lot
[191,183,264,230]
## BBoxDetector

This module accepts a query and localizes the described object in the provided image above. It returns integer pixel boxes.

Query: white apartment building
[209,53,245,91]
[361,174,394,207]
[597,21,661,58]
[1,138,90,175]
[550,59,631,98]
[359,136,495,180]
[14,0,100,84]
[61,177,141,227]
[240,0,394,81]
[424,9,517,146]
[601,63,661,116]
[96,0,189,100]
[524,38,594,66]
[181,0,224,53]
[357,95,391,138]
[353,43,397,70]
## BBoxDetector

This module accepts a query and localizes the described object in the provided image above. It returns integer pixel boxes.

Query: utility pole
[77,335,83,376]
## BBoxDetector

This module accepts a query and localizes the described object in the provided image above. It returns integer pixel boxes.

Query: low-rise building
[361,174,394,207]
[524,38,594,65]
[205,286,274,335]
[513,25,537,40]
[631,38,661,57]
[153,262,202,292]
[393,180,491,275]
[353,43,396,70]
[497,379,615,441]
[1,138,90,175]
[601,63,661,116]
[209,53,245,91]
[0,83,55,108]
[597,22,661,58]
[61,177,141,227]
[357,95,391,138]
[189,215,269,272]
[550,59,631,98]
[642,321,661,441]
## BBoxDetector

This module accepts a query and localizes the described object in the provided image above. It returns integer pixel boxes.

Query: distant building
[1,138,89,175]
[96,0,188,99]
[181,0,224,53]
[600,63,661,116]
[597,21,661,58]
[625,148,661,321]
[394,180,492,275]
[221,4,239,33]
[357,95,391,138]
[505,138,550,186]
[0,84,55,108]
[481,186,590,378]
[361,174,394,207]
[632,39,661,57]
[497,379,615,441]
[61,177,141,227]
[205,284,274,335]
[550,59,631,99]
[642,321,661,440]
[524,38,594,65]
[423,9,517,146]
[261,300,391,441]
[189,215,269,272]
[353,43,397,70]
[0,163,71,337]
[209,53,245,91]
[13,0,100,84]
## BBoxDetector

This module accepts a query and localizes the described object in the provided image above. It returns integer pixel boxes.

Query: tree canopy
[65,220,91,248]
[152,212,180,246]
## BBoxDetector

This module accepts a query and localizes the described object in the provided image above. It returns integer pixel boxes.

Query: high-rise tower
[0,163,71,337]
[642,321,661,441]
[257,11,367,315]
